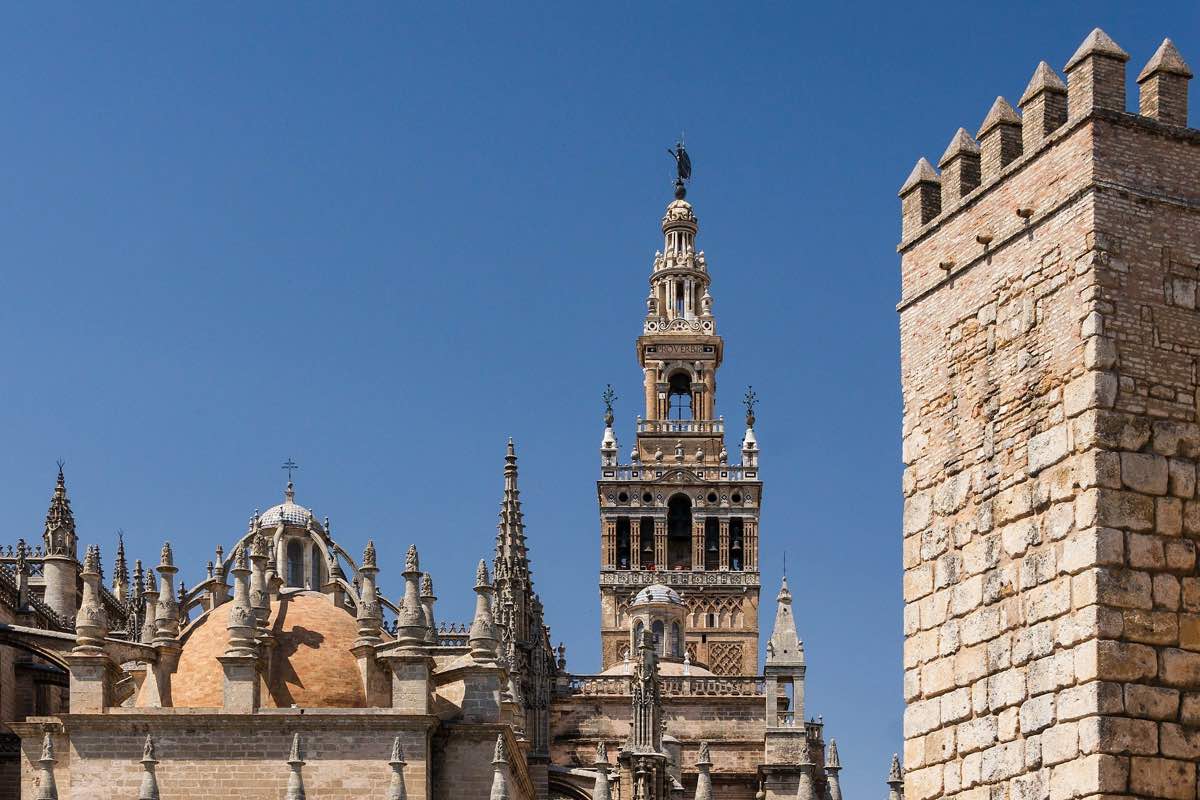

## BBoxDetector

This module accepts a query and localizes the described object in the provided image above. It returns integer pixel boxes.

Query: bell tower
[597,150,762,675]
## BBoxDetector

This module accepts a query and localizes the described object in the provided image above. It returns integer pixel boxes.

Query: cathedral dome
[139,591,366,709]
[257,481,318,529]
[631,583,683,607]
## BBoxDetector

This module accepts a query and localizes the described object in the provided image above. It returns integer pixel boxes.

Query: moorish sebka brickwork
[900,28,1200,800]
[0,164,860,798]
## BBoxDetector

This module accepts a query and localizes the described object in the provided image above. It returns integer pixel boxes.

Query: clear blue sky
[2,2,1196,795]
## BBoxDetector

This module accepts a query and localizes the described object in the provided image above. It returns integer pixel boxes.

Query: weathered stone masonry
[899,29,1200,800]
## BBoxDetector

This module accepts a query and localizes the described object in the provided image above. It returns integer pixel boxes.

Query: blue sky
[1,2,1196,795]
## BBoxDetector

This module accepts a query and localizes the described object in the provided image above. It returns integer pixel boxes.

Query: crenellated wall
[899,29,1200,800]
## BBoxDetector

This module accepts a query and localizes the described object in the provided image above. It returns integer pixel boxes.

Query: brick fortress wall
[898,30,1200,800]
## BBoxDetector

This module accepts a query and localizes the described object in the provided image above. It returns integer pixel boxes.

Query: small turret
[766,577,804,668]
[394,545,427,648]
[154,542,180,647]
[420,573,437,644]
[1138,38,1192,126]
[74,545,108,651]
[356,540,384,646]
[140,569,159,645]
[41,465,79,620]
[1065,28,1130,118]
[468,560,498,663]
[1019,61,1067,151]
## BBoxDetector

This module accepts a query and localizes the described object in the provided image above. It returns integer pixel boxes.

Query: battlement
[898,29,1194,249]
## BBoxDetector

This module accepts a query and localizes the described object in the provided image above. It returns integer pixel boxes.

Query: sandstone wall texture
[899,32,1200,800]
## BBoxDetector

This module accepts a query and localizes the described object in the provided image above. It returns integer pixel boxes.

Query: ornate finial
[404,544,418,573]
[667,139,692,199]
[281,458,299,484]
[82,545,100,575]
[142,734,156,761]
[390,736,405,765]
[602,384,617,427]
[363,540,378,569]
[475,559,490,588]
[594,741,608,765]
[492,734,508,764]
[743,385,758,428]
[420,573,434,597]
[826,739,841,770]
[15,539,28,575]
[40,731,54,762]
[159,542,173,568]
[288,733,304,765]
[888,753,903,784]
[234,544,248,570]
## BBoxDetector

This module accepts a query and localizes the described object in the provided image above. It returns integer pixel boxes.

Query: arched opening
[668,372,693,420]
[311,549,326,588]
[651,620,665,655]
[286,539,304,587]
[667,495,692,569]
[704,517,720,571]
[671,622,682,658]
[616,517,631,569]
[730,517,744,571]
[639,517,655,570]
[633,620,644,650]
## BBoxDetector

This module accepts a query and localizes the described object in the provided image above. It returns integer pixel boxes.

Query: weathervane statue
[667,139,691,199]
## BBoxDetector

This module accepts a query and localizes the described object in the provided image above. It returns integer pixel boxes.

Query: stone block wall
[16,714,434,800]
[899,33,1200,800]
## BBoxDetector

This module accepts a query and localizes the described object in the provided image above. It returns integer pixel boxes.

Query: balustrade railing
[604,465,754,481]
[636,419,724,435]
[556,674,764,698]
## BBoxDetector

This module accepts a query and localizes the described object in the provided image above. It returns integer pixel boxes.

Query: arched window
[667,495,692,569]
[651,620,665,655]
[671,622,682,657]
[616,517,631,569]
[311,550,326,588]
[668,372,693,420]
[633,620,644,649]
[286,539,304,587]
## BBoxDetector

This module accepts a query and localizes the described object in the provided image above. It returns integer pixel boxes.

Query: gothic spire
[629,629,664,754]
[138,734,160,800]
[34,732,57,800]
[494,438,530,586]
[826,739,844,800]
[766,576,804,667]
[591,743,612,800]
[43,463,77,558]
[489,735,511,800]
[887,753,904,800]
[694,742,714,800]
[113,532,129,600]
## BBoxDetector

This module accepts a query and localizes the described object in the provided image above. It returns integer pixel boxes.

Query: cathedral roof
[631,583,683,607]
[140,590,366,709]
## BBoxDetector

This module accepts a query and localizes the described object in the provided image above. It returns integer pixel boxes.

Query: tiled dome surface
[258,501,313,528]
[141,591,366,709]
[631,583,683,606]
